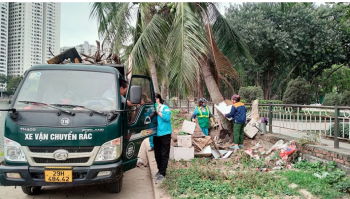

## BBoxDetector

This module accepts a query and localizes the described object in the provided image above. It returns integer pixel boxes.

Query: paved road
[0,167,154,199]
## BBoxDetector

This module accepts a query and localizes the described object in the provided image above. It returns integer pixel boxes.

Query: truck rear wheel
[109,177,123,193]
[21,186,42,195]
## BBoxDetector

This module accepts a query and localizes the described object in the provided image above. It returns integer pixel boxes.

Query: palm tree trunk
[161,79,166,97]
[149,55,160,94]
[197,67,203,99]
[201,57,233,133]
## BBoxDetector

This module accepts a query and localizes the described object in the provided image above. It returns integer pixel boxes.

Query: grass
[162,156,349,199]
[281,170,343,199]
[171,110,188,130]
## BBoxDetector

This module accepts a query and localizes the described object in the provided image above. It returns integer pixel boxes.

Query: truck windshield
[13,70,118,111]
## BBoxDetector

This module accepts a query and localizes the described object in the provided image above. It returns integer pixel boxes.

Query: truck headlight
[95,137,122,162]
[4,138,27,162]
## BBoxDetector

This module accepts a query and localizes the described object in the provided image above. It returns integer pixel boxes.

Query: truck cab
[0,64,157,194]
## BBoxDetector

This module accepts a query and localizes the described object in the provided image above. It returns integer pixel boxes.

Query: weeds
[282,170,343,198]
[162,158,297,198]
[171,110,187,129]
[163,157,350,198]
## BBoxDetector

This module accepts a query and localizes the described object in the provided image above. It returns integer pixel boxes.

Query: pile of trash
[171,120,233,160]
[244,139,298,171]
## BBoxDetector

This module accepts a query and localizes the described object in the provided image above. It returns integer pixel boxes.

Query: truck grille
[33,157,90,164]
[29,147,94,153]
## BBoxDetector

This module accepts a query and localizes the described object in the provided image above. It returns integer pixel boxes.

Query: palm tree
[91,2,252,131]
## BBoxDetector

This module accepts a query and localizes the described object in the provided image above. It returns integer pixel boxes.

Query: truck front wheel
[109,177,123,193]
[21,186,42,195]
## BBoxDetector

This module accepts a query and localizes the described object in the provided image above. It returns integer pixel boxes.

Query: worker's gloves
[210,118,215,127]
[191,118,196,123]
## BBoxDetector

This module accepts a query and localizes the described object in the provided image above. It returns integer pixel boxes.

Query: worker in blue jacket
[225,94,247,152]
[191,98,214,136]
[153,93,172,184]
[148,102,158,152]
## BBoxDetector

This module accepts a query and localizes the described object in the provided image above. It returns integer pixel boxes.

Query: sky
[60,2,230,47]
[60,2,323,47]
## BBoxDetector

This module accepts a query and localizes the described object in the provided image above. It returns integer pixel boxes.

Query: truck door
[122,75,157,171]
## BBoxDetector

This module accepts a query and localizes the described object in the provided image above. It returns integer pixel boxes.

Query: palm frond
[131,13,170,74]
[166,2,208,95]
[207,3,253,63]
[198,3,240,87]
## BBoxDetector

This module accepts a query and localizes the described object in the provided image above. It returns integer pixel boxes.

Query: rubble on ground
[169,101,299,172]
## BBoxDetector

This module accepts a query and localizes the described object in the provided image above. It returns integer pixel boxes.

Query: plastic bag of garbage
[266,140,284,154]
[314,172,329,179]
[280,140,296,158]
[244,149,253,157]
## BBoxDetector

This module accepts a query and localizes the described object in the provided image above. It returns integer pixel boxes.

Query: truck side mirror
[129,86,142,104]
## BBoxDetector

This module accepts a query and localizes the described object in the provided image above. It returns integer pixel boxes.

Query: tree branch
[49,47,55,57]
[219,74,235,93]
[276,60,302,96]
[81,53,95,60]
[326,65,344,79]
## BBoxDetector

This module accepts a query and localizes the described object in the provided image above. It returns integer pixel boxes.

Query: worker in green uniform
[191,98,214,136]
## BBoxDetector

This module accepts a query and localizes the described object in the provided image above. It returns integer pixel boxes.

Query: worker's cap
[199,98,207,103]
[231,94,240,101]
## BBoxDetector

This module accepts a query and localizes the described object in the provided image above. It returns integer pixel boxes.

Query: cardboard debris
[177,135,192,148]
[214,101,233,121]
[212,150,229,159]
[170,146,194,161]
[221,151,233,159]
[182,120,196,134]
[244,119,259,138]
[195,145,212,157]
[192,130,206,138]
[192,141,203,152]
[193,136,212,150]
[212,150,221,159]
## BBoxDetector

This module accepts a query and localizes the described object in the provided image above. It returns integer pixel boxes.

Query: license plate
[45,170,72,182]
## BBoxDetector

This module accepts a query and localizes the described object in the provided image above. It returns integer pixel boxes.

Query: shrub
[327,123,350,138]
[340,91,350,106]
[323,93,342,106]
[282,77,311,104]
[259,100,282,104]
[238,86,263,102]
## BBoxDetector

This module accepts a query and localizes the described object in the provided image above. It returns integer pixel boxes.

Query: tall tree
[226,3,350,100]
[91,2,252,132]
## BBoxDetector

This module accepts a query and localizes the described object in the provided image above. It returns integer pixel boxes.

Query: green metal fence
[166,100,350,149]
[246,103,350,148]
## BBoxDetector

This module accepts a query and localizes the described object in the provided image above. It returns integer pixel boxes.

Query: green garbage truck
[0,64,157,194]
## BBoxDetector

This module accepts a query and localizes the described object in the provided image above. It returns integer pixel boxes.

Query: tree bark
[197,67,203,99]
[149,55,160,94]
[161,79,166,97]
[201,57,233,133]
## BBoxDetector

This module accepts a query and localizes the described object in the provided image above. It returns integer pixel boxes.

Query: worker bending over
[191,98,214,136]
[225,94,247,152]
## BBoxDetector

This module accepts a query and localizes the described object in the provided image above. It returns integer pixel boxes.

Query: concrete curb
[144,138,171,199]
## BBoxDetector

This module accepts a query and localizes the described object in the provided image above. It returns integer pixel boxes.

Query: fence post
[187,100,190,113]
[334,105,339,149]
[269,103,273,133]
